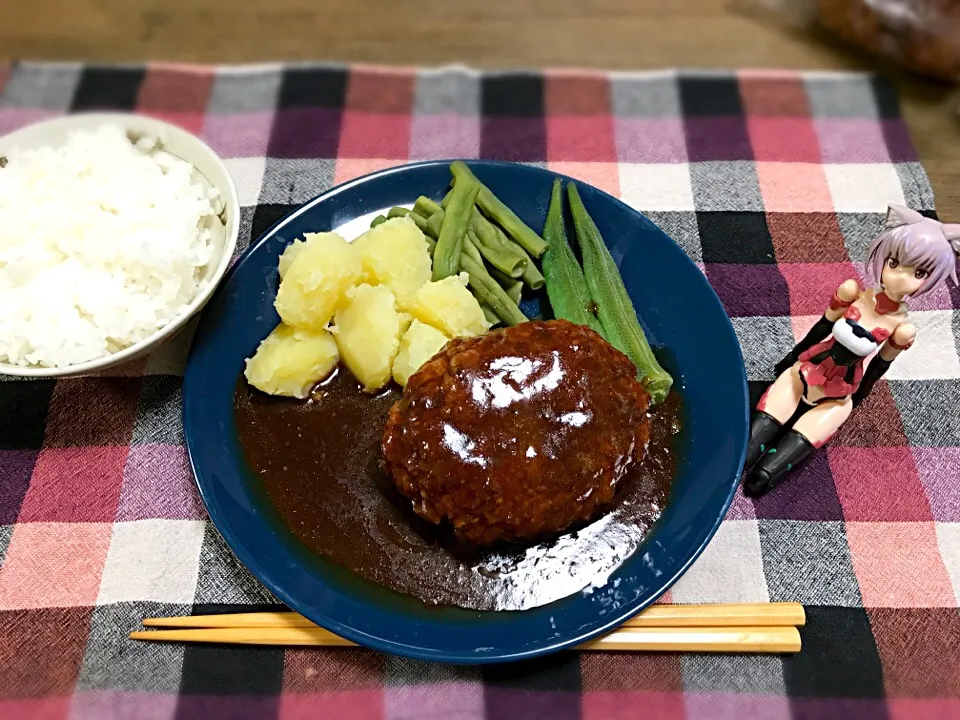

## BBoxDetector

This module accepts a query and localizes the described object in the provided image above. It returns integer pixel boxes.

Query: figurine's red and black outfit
[796,306,890,400]
[743,291,908,497]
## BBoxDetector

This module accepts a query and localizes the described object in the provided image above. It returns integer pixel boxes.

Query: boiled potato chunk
[244,323,339,399]
[407,273,491,338]
[392,320,451,387]
[334,283,403,392]
[277,239,306,279]
[351,216,431,309]
[398,311,414,336]
[275,232,361,330]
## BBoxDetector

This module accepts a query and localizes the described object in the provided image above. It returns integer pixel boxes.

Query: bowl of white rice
[0,113,240,377]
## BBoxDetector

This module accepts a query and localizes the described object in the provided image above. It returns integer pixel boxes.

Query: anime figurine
[743,204,960,497]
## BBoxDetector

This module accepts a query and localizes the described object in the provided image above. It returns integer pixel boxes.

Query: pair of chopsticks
[132,602,804,653]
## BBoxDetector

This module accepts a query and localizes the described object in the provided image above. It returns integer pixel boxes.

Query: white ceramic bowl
[0,113,240,378]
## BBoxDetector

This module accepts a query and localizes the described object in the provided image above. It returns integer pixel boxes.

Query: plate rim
[183,158,748,664]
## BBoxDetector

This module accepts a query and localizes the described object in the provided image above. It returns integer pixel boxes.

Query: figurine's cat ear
[935,223,960,257]
[885,204,924,228]
[942,223,960,242]
[945,233,960,258]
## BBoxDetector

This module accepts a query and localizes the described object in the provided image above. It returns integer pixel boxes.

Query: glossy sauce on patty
[382,320,653,546]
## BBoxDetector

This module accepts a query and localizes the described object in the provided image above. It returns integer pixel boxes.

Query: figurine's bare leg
[791,397,853,448]
[757,365,804,424]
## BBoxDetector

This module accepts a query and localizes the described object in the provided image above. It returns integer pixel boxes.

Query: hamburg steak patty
[381,319,652,546]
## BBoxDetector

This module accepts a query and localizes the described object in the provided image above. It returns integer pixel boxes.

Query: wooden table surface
[1,0,957,218]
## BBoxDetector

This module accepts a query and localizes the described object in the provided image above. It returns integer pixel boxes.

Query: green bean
[463,231,485,266]
[465,231,525,314]
[450,161,548,258]
[517,247,545,289]
[494,225,544,289]
[504,279,523,305]
[409,212,433,237]
[426,210,444,240]
[490,266,524,305]
[414,196,443,219]
[433,176,479,281]
[477,245,526,279]
[370,215,388,228]
[567,182,673,404]
[489,265,516,288]
[461,254,528,326]
[469,210,527,278]
[445,177,536,278]
[540,178,604,334]
[426,215,525,325]
[423,234,436,256]
[479,302,501,327]
[472,232,527,279]
[385,207,434,236]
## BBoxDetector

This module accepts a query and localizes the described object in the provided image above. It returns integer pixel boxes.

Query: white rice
[0,124,220,368]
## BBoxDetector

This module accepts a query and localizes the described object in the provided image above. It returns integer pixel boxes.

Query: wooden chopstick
[130,624,800,653]
[132,603,804,654]
[141,602,805,630]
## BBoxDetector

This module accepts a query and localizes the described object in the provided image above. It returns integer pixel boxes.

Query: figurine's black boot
[744,411,784,470]
[743,429,815,498]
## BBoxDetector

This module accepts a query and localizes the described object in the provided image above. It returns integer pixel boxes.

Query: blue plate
[183,160,749,664]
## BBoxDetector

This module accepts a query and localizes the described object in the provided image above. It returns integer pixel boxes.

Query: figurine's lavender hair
[868,206,960,298]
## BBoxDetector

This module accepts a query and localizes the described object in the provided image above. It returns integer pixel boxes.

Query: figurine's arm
[824,279,861,322]
[852,322,915,407]
[774,280,860,376]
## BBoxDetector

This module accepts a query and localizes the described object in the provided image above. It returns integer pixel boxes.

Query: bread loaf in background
[815,0,960,81]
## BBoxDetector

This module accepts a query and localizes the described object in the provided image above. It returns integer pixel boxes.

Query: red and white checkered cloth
[0,61,958,719]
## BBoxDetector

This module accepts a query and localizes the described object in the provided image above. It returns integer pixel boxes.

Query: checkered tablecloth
[1,60,958,719]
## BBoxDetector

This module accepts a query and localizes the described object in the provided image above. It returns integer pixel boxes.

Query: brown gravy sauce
[234,368,682,612]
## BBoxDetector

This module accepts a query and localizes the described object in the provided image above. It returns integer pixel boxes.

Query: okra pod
[449,161,548,258]
[567,182,673,404]
[540,178,603,334]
